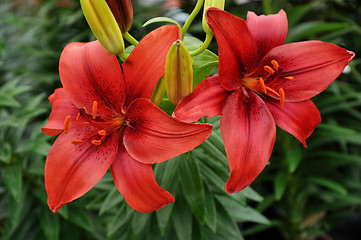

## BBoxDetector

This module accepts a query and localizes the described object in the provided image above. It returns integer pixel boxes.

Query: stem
[262,0,273,15]
[123,32,139,46]
[118,51,129,61]
[190,33,213,56]
[181,0,205,38]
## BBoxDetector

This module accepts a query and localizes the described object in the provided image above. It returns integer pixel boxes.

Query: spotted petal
[123,98,212,164]
[220,90,276,193]
[110,145,174,213]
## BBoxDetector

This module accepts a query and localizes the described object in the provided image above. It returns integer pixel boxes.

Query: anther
[71,140,83,145]
[91,140,102,146]
[76,112,81,121]
[284,76,294,80]
[98,130,107,136]
[265,87,280,97]
[271,60,279,70]
[92,101,98,120]
[64,115,71,134]
[259,78,267,94]
[279,88,285,107]
[264,65,275,74]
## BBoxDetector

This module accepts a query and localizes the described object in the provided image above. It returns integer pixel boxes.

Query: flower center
[63,101,125,146]
[243,60,293,107]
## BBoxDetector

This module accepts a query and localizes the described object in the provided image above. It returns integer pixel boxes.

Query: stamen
[91,140,102,146]
[98,130,107,136]
[265,87,280,97]
[64,115,71,134]
[76,112,81,121]
[92,101,98,120]
[71,140,83,144]
[259,78,267,94]
[279,88,285,107]
[264,65,275,75]
[284,76,294,80]
[271,60,279,70]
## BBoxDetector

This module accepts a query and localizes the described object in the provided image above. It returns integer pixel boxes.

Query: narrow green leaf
[179,154,206,224]
[1,164,22,202]
[154,155,180,189]
[99,186,124,215]
[204,184,217,233]
[131,212,152,239]
[172,195,192,240]
[274,172,288,201]
[143,17,181,28]
[38,211,60,240]
[68,205,94,232]
[307,177,348,195]
[241,187,264,202]
[0,142,11,164]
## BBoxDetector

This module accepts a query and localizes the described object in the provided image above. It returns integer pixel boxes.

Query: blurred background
[1,0,361,239]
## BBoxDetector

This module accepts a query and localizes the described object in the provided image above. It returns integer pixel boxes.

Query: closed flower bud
[150,75,166,106]
[202,0,225,34]
[165,40,193,105]
[80,0,125,55]
[105,0,133,33]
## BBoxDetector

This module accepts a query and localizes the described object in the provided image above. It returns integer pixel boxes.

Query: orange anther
[265,87,280,97]
[259,78,267,94]
[76,112,81,121]
[64,115,71,134]
[91,140,102,146]
[264,65,275,74]
[284,76,294,80]
[71,140,83,144]
[279,88,285,107]
[271,60,279,70]
[98,130,106,136]
[92,101,98,120]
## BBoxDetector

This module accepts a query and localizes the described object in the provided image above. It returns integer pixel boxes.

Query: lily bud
[80,0,125,55]
[105,0,133,33]
[165,40,193,106]
[150,75,166,106]
[202,0,225,34]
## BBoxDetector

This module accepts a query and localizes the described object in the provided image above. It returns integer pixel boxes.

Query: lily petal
[123,98,212,164]
[122,25,182,105]
[173,75,230,122]
[246,10,287,60]
[59,40,126,117]
[256,40,355,101]
[42,88,85,136]
[220,90,276,193]
[206,8,258,91]
[110,145,174,213]
[45,124,119,213]
[265,98,321,147]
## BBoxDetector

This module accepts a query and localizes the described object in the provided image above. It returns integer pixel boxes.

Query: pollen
[264,65,275,75]
[284,76,294,80]
[271,60,279,70]
[279,88,285,107]
[91,140,102,146]
[92,101,98,120]
[98,130,107,136]
[71,140,83,144]
[64,115,71,134]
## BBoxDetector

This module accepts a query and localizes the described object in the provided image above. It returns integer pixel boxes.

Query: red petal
[265,98,321,147]
[220,90,276,193]
[122,25,181,105]
[123,98,212,164]
[173,75,230,122]
[110,145,174,213]
[206,8,258,91]
[255,41,355,101]
[45,124,119,212]
[59,41,126,117]
[246,10,288,60]
[42,88,85,136]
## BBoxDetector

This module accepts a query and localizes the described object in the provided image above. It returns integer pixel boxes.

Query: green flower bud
[202,0,225,34]
[150,75,166,106]
[80,0,125,55]
[165,40,193,106]
[105,0,133,33]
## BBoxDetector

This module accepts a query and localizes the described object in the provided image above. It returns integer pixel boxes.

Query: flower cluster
[42,0,354,213]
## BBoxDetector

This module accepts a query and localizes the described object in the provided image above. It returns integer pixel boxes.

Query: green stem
[123,32,139,46]
[262,0,273,15]
[118,51,129,61]
[190,33,213,56]
[181,0,205,38]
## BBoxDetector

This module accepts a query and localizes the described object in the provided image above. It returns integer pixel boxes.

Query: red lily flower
[174,9,354,193]
[42,25,212,213]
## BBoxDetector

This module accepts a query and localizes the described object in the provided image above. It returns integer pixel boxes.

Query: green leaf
[274,172,288,201]
[241,187,264,202]
[38,211,60,240]
[1,164,22,202]
[154,155,180,189]
[179,154,206,224]
[204,184,217,233]
[68,205,94,232]
[131,212,152,239]
[172,195,192,240]
[307,177,348,195]
[99,186,124,215]
[156,203,174,236]
[0,142,11,163]
[143,17,181,28]
[107,203,129,238]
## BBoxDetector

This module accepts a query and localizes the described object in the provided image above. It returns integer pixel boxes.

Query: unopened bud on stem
[202,0,225,34]
[105,0,133,33]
